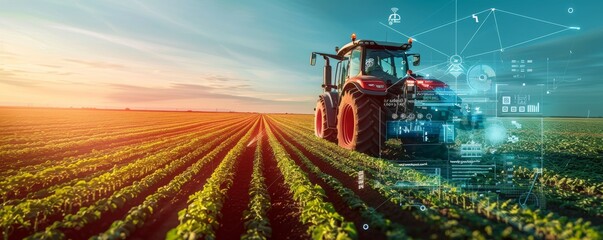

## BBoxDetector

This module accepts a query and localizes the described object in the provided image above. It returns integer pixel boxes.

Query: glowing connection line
[411,8,492,38]
[492,10,504,51]
[460,10,493,55]
[379,6,580,78]
[466,28,573,59]
[379,22,450,58]
[495,8,573,29]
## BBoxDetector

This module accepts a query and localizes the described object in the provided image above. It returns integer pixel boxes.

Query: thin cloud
[65,59,126,70]
[131,0,204,36]
[39,64,61,69]
[206,74,237,82]
[207,84,251,90]
[0,71,42,88]
[50,24,180,56]
[47,71,73,76]
[0,79,39,88]
[106,82,303,105]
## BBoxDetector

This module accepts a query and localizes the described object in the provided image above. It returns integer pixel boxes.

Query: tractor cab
[311,34,420,95]
[311,34,460,156]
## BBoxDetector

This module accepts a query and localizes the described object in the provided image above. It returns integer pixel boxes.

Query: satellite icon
[447,65,464,78]
[388,8,401,25]
[446,55,465,78]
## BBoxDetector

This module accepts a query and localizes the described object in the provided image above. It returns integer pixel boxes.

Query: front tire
[336,89,385,156]
[314,98,337,142]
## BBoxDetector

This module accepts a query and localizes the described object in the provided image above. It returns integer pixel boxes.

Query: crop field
[0,108,601,240]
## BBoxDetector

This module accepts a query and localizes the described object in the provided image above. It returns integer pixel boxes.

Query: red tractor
[311,34,460,156]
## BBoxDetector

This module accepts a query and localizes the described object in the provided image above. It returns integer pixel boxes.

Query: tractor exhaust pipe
[323,57,332,92]
[311,52,341,92]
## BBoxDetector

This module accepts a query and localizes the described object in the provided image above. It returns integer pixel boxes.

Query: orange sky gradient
[0,1,321,113]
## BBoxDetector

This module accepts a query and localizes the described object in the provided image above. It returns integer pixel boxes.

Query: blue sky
[0,0,601,115]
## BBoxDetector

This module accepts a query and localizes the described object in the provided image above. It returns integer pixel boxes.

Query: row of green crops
[0,117,247,203]
[270,115,602,239]
[269,116,514,239]
[24,117,257,239]
[268,120,410,239]
[0,114,243,175]
[515,166,603,197]
[165,118,260,240]
[263,118,357,240]
[87,117,260,240]
[514,167,603,217]
[1,119,204,162]
[0,116,208,153]
[240,134,272,240]
[0,116,257,240]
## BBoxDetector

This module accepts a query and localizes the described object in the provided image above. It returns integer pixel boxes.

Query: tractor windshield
[365,48,408,83]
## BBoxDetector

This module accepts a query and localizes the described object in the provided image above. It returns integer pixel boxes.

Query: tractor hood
[349,75,387,92]
[397,76,462,106]
[403,77,449,91]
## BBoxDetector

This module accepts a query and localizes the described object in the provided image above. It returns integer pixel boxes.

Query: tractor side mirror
[310,53,316,66]
[412,54,421,66]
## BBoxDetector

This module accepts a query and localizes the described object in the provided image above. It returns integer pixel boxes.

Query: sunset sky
[1,0,601,115]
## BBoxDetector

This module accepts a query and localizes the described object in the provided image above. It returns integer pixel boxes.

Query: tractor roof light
[408,38,413,44]
[351,33,357,41]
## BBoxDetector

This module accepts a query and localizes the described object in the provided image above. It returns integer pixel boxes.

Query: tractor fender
[319,92,339,129]
[343,81,388,96]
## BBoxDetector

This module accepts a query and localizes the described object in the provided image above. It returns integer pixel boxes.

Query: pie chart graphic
[467,64,495,91]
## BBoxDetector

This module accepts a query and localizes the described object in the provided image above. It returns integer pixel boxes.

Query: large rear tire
[314,98,337,142]
[337,88,385,156]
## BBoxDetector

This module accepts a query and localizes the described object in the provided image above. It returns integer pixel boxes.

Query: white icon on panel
[510,106,517,112]
[502,106,509,112]
[527,103,540,113]
[517,95,528,105]
[388,8,401,25]
[502,96,511,105]
[519,106,526,112]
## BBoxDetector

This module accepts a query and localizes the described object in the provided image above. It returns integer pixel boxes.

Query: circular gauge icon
[467,64,495,91]
[407,113,416,120]
[426,113,432,120]
[417,113,424,119]
[400,113,406,119]
[392,113,398,119]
